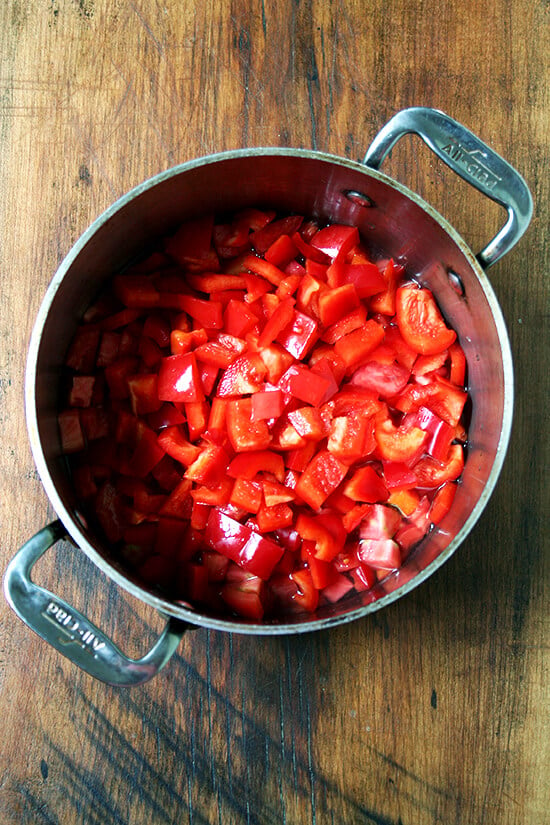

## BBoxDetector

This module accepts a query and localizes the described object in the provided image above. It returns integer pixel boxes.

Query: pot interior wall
[29,152,511,627]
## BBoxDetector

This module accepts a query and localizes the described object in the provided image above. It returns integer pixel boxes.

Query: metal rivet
[343,189,375,208]
[448,269,465,297]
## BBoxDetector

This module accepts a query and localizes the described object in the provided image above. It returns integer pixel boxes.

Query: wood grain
[1,1,548,824]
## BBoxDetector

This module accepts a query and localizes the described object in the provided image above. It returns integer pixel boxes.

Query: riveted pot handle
[3,521,189,686]
[363,106,533,269]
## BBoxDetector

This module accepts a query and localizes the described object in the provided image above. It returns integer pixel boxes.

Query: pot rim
[25,146,514,634]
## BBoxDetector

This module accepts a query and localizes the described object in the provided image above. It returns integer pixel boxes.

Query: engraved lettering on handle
[363,107,533,268]
[439,142,502,190]
[44,601,106,654]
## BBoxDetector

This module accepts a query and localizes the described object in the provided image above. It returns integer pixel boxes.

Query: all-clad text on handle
[363,106,533,269]
[3,521,188,687]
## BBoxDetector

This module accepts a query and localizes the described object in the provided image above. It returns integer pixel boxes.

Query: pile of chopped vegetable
[58,208,468,620]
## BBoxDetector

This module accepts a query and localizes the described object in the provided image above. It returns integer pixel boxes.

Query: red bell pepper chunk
[128,374,162,415]
[255,502,294,532]
[69,376,95,408]
[255,341,294,384]
[359,504,402,539]
[186,273,248,293]
[350,359,411,397]
[276,309,318,359]
[396,284,457,355]
[290,568,319,612]
[147,402,186,431]
[370,259,404,316]
[250,215,303,252]
[142,313,171,348]
[58,409,85,454]
[221,576,266,620]
[381,460,418,490]
[449,341,466,387]
[334,320,385,370]
[374,415,428,465]
[194,335,247,369]
[230,478,263,513]
[261,479,296,508]
[251,387,286,421]
[170,327,208,356]
[125,424,166,478]
[327,413,376,464]
[228,449,285,482]
[393,376,467,427]
[310,223,359,260]
[184,400,210,441]
[104,356,139,400]
[158,353,204,403]
[287,406,328,442]
[264,234,299,268]
[257,297,296,348]
[199,361,219,396]
[226,398,272,452]
[296,511,346,562]
[320,305,367,344]
[113,275,160,308]
[278,364,333,407]
[204,510,283,580]
[343,465,389,503]
[157,426,201,467]
[295,450,349,510]
[223,299,259,338]
[409,406,455,463]
[190,477,233,506]
[335,262,386,299]
[184,444,230,484]
[217,353,267,397]
[164,214,218,271]
[96,331,121,367]
[429,481,458,524]
[318,284,360,327]
[242,253,286,286]
[358,538,401,571]
[322,573,354,603]
[412,444,465,488]
[177,295,224,329]
[291,231,330,264]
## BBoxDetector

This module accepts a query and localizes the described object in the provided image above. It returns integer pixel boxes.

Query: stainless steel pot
[4,108,532,686]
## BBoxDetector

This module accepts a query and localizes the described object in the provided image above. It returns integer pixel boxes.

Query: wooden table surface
[1,2,548,823]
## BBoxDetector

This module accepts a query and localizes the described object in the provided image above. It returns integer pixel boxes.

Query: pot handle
[3,521,189,687]
[363,106,533,269]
